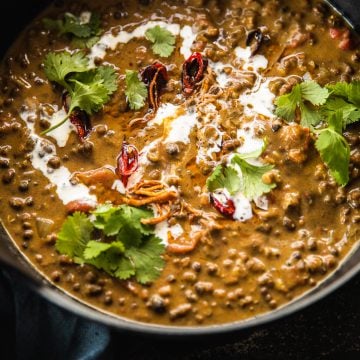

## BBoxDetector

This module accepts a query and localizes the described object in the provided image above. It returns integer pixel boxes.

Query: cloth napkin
[0,270,111,360]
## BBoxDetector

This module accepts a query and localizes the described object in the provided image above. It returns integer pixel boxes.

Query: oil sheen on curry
[0,0,359,326]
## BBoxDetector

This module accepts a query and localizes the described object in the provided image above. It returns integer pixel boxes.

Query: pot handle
[0,224,42,286]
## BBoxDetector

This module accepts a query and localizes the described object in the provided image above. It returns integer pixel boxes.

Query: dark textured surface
[109,273,360,359]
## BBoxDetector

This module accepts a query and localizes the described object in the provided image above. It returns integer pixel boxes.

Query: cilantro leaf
[326,82,350,97]
[95,66,118,94]
[125,70,148,110]
[56,204,166,284]
[275,80,329,127]
[348,81,360,107]
[56,212,93,263]
[206,165,240,195]
[324,81,360,128]
[275,84,301,121]
[299,102,322,127]
[44,51,89,88]
[92,204,153,247]
[72,36,100,49]
[206,143,276,201]
[145,25,176,57]
[84,241,126,274]
[114,258,136,280]
[115,206,153,247]
[315,111,350,186]
[68,79,109,115]
[43,12,101,49]
[92,203,118,229]
[299,80,329,105]
[231,155,275,201]
[72,66,118,95]
[42,51,118,135]
[125,236,165,284]
[60,13,92,37]
[275,80,359,186]
[322,97,360,128]
[83,240,125,260]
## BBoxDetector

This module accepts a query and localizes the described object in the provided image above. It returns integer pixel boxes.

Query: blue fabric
[0,270,111,360]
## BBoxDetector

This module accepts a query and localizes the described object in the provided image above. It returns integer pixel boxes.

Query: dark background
[0,1,360,359]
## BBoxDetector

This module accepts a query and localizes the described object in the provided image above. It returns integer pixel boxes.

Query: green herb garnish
[206,165,240,195]
[275,80,329,127]
[315,111,350,186]
[324,82,360,127]
[275,80,360,186]
[231,154,276,201]
[56,204,165,284]
[43,12,101,49]
[124,70,148,110]
[206,143,275,200]
[42,51,118,135]
[145,25,176,57]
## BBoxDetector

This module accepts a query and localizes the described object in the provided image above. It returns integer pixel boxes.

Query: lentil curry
[0,0,359,326]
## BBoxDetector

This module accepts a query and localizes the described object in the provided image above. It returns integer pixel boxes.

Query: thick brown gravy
[0,0,359,326]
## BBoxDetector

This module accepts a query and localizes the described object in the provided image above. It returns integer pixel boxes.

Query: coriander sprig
[275,80,329,127]
[124,70,148,110]
[145,25,176,57]
[42,51,118,135]
[56,204,165,284]
[206,142,276,200]
[315,111,350,186]
[43,12,102,49]
[275,80,360,186]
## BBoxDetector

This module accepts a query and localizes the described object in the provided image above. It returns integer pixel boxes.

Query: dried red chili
[141,62,168,111]
[210,192,235,218]
[115,141,139,187]
[63,93,92,141]
[65,199,96,214]
[181,52,208,96]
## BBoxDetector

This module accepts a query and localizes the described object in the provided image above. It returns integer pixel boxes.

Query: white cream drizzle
[40,105,74,148]
[239,78,275,118]
[209,60,235,88]
[126,139,159,189]
[20,108,96,205]
[210,46,275,120]
[213,189,253,222]
[148,103,179,126]
[230,191,253,222]
[164,110,197,144]
[235,46,268,72]
[236,121,265,156]
[112,179,126,194]
[179,25,197,59]
[154,221,184,246]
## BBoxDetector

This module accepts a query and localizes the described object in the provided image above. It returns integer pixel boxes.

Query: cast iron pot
[0,0,359,337]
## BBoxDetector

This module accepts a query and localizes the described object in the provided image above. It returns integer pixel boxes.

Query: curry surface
[0,0,359,326]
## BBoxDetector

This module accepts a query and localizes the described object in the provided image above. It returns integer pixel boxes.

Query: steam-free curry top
[0,0,359,326]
